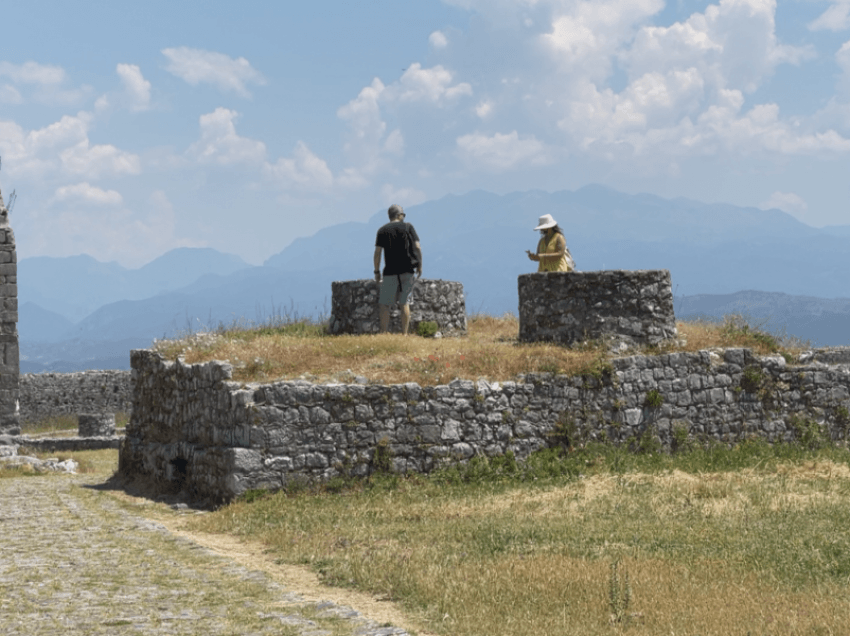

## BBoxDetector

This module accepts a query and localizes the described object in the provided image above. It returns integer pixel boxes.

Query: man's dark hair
[388,204,404,220]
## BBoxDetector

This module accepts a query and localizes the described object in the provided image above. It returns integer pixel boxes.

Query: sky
[1,0,850,267]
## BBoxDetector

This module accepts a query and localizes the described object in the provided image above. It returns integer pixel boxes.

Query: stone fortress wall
[18,371,133,423]
[0,184,19,435]
[120,346,850,504]
[328,279,466,336]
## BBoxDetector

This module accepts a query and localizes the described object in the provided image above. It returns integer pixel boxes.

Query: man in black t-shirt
[373,204,422,334]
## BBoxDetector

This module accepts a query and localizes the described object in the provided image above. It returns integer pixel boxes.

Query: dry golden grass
[192,460,850,636]
[154,314,803,386]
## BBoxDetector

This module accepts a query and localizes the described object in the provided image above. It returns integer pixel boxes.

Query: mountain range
[18,186,850,371]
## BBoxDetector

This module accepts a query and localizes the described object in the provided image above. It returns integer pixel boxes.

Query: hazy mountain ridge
[18,186,850,370]
[19,247,251,323]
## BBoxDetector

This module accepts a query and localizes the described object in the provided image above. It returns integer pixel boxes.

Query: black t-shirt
[375,221,420,276]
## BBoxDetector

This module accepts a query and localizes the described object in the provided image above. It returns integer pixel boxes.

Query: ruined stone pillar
[0,184,19,435]
[328,279,467,336]
[518,270,677,347]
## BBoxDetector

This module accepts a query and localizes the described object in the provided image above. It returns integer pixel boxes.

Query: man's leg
[397,273,415,335]
[378,275,397,333]
[379,304,390,333]
[400,304,410,335]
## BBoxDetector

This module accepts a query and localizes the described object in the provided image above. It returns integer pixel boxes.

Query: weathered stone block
[518,270,676,347]
[78,413,116,437]
[328,278,467,335]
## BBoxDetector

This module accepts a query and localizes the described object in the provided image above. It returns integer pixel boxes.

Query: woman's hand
[526,250,539,261]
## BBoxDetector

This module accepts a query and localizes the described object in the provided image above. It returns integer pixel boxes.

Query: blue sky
[2,0,849,266]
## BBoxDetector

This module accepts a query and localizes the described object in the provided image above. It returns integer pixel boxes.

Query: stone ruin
[121,344,850,504]
[518,270,677,348]
[0,182,19,436]
[78,413,116,437]
[328,278,467,336]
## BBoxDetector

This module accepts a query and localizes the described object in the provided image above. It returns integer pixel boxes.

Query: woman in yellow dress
[526,214,575,272]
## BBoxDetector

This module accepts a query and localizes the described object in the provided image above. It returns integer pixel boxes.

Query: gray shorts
[379,273,415,306]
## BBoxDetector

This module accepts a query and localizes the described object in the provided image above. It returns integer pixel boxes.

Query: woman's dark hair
[540,224,564,236]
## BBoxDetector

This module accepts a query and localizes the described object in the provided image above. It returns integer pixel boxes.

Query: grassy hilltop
[154,314,800,386]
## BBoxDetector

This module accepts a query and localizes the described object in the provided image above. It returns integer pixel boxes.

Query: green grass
[190,441,850,635]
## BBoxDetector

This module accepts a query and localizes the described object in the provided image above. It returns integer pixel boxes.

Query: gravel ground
[0,473,409,636]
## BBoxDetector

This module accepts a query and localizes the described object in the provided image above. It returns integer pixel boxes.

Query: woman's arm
[537,234,566,259]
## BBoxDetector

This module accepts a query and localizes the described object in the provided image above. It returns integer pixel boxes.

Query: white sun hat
[533,214,557,230]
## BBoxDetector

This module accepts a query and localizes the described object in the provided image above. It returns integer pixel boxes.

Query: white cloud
[836,40,850,100]
[810,0,850,32]
[441,0,549,29]
[116,64,151,112]
[383,129,405,155]
[0,85,22,104]
[759,191,808,215]
[389,64,472,103]
[0,112,140,180]
[626,0,813,94]
[0,61,88,105]
[475,100,494,118]
[337,64,471,182]
[187,108,267,166]
[337,79,390,181]
[429,30,449,49]
[338,78,387,143]
[0,61,66,86]
[60,140,141,178]
[696,99,850,155]
[559,80,850,159]
[380,183,427,206]
[531,0,839,161]
[456,130,550,170]
[265,141,334,190]
[543,0,664,81]
[33,189,201,267]
[162,47,266,98]
[50,182,123,206]
[336,167,369,189]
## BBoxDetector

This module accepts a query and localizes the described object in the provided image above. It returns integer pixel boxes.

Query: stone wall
[19,371,133,423]
[328,279,466,336]
[0,184,19,435]
[120,346,850,504]
[518,270,677,347]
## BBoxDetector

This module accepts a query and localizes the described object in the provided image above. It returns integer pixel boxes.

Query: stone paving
[0,474,409,636]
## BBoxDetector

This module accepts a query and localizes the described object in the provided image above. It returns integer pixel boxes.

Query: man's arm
[414,241,422,278]
[373,246,383,281]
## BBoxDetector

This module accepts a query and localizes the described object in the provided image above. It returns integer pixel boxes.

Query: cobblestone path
[0,474,409,636]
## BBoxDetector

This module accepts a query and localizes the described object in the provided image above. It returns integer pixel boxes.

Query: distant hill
[265,186,850,305]
[64,266,331,342]
[20,337,149,373]
[676,291,850,347]
[821,225,850,239]
[19,247,250,323]
[18,302,74,343]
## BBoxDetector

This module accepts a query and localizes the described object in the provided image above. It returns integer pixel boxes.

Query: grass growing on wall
[190,441,850,636]
[153,313,804,386]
